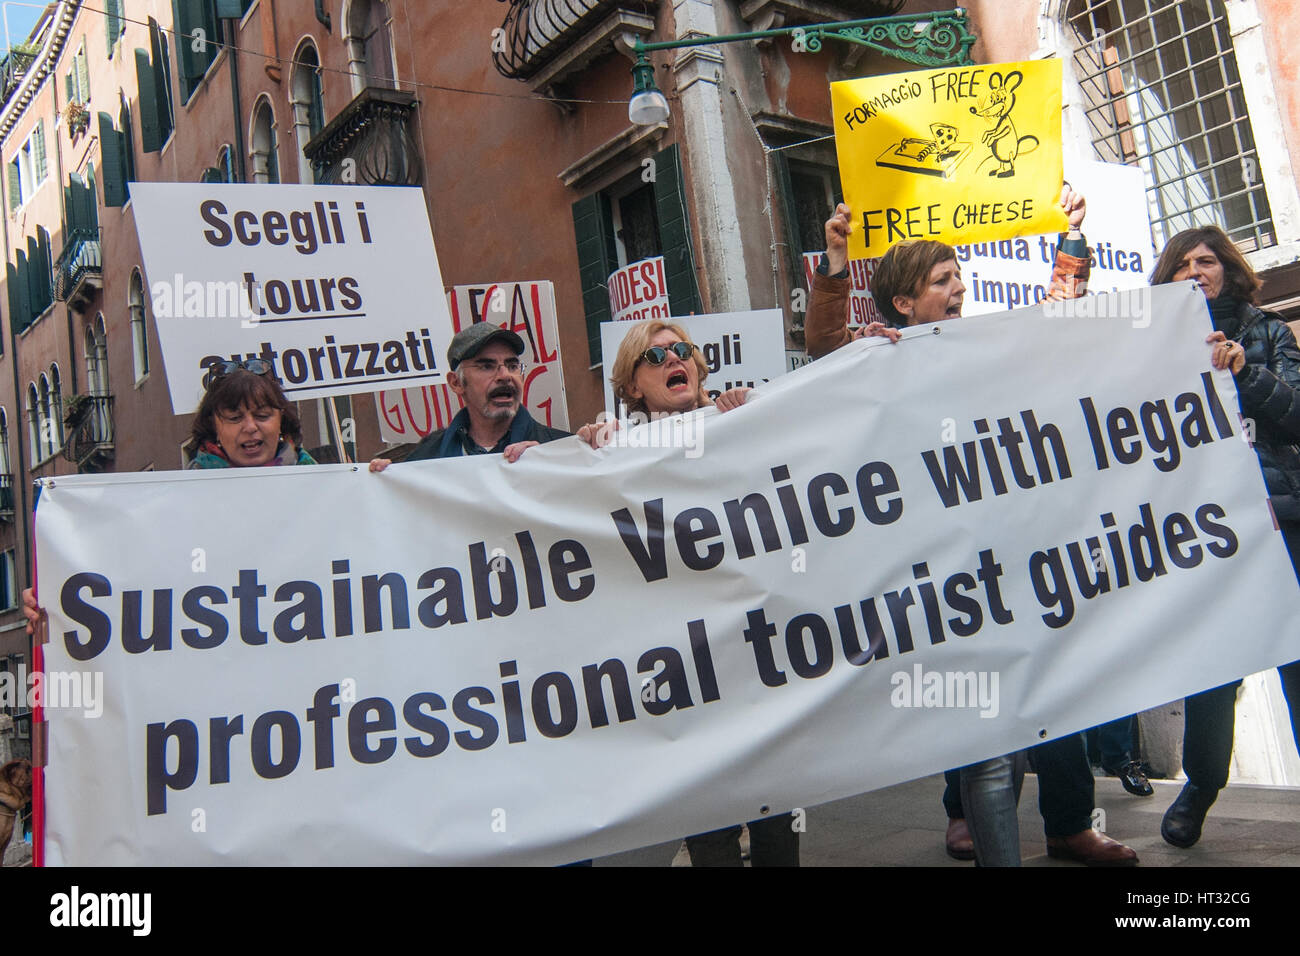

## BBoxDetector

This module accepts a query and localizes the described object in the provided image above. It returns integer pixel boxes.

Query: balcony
[62,395,114,472]
[303,87,421,187]
[0,472,12,519]
[53,228,102,314]
[492,0,656,93]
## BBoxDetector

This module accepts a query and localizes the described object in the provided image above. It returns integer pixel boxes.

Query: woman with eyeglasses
[186,360,316,468]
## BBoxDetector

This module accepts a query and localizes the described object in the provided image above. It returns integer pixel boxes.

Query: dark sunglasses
[639,341,696,366]
[210,359,275,382]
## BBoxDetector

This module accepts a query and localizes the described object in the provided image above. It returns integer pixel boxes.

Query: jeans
[958,753,1026,867]
[685,814,799,867]
[1098,714,1136,770]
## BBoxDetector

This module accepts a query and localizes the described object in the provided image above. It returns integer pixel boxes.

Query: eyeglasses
[210,359,275,382]
[464,358,525,375]
[638,341,696,366]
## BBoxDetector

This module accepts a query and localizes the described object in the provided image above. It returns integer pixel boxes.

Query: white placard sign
[37,284,1300,865]
[599,310,786,417]
[802,160,1153,322]
[375,281,569,445]
[607,256,670,323]
[129,183,454,413]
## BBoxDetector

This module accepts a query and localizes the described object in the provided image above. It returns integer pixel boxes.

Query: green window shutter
[200,166,223,183]
[106,0,121,58]
[63,181,76,234]
[38,229,53,311]
[65,71,75,104]
[33,122,47,182]
[149,19,173,141]
[215,0,246,18]
[77,49,90,103]
[134,49,162,152]
[98,112,127,206]
[7,161,19,213]
[14,253,31,331]
[571,192,617,366]
[173,0,205,100]
[651,144,701,317]
[80,171,99,231]
[6,264,18,334]
[24,240,42,323]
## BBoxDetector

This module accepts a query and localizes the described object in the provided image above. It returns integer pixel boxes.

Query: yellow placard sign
[831,60,1068,259]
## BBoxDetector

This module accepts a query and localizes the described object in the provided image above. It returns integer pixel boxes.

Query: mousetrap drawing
[875,123,972,179]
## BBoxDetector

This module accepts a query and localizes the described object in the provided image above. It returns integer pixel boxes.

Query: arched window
[250,97,280,184]
[86,314,109,397]
[345,0,396,95]
[0,406,12,514]
[49,364,64,451]
[38,374,53,460]
[130,269,149,381]
[291,42,326,183]
[26,383,40,461]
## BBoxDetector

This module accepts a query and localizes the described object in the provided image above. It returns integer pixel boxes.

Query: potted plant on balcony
[64,100,90,137]
[63,393,91,429]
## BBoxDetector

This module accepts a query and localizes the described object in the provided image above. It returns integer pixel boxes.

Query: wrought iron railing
[62,395,114,469]
[53,228,102,305]
[0,472,12,517]
[303,87,421,187]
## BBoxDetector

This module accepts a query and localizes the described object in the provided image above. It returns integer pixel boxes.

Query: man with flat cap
[399,323,569,462]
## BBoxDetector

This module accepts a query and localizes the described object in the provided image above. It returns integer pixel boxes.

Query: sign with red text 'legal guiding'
[607,257,670,323]
[375,281,569,445]
[130,183,454,414]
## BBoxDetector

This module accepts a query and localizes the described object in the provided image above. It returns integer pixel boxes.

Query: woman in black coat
[1150,224,1300,848]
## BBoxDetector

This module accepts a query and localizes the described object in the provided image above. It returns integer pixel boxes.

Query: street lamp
[627,8,977,127]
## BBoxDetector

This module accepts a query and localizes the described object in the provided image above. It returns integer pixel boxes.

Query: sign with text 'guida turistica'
[130,183,454,414]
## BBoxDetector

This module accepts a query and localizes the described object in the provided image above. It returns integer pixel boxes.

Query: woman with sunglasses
[187,360,316,468]
[577,320,798,865]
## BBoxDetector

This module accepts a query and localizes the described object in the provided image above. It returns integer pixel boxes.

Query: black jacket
[404,406,570,460]
[1220,299,1300,521]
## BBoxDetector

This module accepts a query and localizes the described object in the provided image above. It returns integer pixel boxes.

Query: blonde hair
[609,319,710,416]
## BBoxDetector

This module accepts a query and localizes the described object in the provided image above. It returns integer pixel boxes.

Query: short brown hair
[1150,225,1262,304]
[872,240,959,326]
[190,369,302,451]
[609,319,710,417]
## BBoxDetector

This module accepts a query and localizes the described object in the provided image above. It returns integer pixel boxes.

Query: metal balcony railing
[303,87,421,187]
[493,0,648,80]
[62,395,114,471]
[53,228,102,312]
[0,472,12,518]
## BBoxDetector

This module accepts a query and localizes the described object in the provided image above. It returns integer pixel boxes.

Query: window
[0,407,12,516]
[250,98,280,184]
[106,0,126,58]
[66,42,90,105]
[291,43,326,182]
[571,144,701,365]
[49,364,64,452]
[346,0,397,94]
[1064,0,1273,250]
[8,121,48,210]
[175,0,222,102]
[27,383,42,461]
[86,315,109,399]
[130,269,149,381]
[134,18,175,152]
[98,97,136,206]
[0,551,15,611]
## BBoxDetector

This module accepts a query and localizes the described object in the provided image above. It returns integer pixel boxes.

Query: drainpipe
[226,17,246,181]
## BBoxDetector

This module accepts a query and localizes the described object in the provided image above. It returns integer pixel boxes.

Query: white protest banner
[598,311,786,417]
[129,183,453,413]
[802,160,1153,322]
[37,284,1300,865]
[607,256,670,323]
[375,281,569,444]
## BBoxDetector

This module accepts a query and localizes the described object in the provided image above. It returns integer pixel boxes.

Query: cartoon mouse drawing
[969,70,1039,178]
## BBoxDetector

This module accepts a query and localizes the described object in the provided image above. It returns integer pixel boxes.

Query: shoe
[945,818,975,861]
[1045,829,1139,866]
[1161,783,1217,848]
[1104,759,1154,797]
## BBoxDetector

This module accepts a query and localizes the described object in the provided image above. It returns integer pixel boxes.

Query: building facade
[0,0,1296,767]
